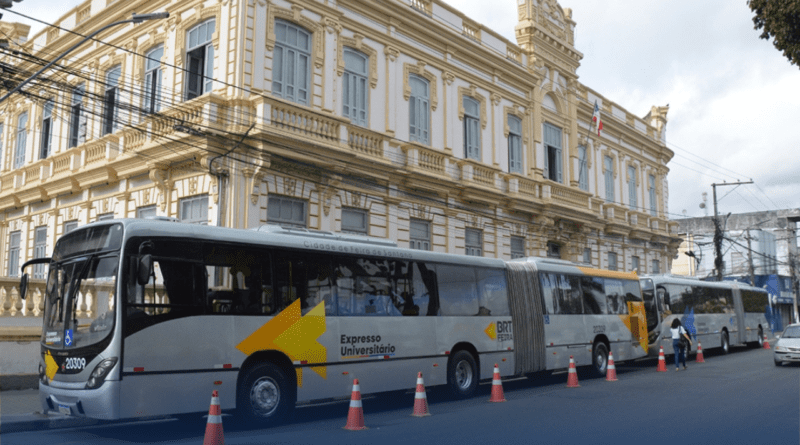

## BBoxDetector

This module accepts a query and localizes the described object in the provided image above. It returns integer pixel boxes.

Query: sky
[5,0,800,221]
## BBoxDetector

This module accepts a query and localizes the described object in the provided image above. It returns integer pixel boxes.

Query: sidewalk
[0,320,41,392]
[1,389,102,433]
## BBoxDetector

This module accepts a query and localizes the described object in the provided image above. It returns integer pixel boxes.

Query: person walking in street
[671,318,692,371]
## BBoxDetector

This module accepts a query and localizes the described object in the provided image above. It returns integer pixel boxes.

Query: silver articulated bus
[640,274,770,357]
[21,219,647,423]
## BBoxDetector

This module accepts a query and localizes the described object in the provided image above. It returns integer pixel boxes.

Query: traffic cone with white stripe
[605,351,618,382]
[411,372,430,416]
[696,341,705,363]
[203,390,225,445]
[657,346,668,372]
[763,334,771,349]
[343,379,367,430]
[566,356,580,388]
[489,364,507,402]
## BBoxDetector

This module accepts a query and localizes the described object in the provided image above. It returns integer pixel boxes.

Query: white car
[774,323,800,366]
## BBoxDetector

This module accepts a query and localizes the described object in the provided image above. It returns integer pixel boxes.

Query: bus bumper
[40,380,120,420]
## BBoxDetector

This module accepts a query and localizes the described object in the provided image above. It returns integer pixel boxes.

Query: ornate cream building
[0,0,680,315]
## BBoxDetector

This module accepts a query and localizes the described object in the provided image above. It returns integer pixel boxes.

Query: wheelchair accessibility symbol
[65,329,73,347]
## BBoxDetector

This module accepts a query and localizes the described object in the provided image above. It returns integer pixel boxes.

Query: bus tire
[721,331,730,354]
[757,327,764,348]
[447,350,478,398]
[237,362,295,424]
[592,342,609,377]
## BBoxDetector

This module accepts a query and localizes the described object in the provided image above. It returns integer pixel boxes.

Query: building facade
[671,209,800,328]
[0,0,680,317]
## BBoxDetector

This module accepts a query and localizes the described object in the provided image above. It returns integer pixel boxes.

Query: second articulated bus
[24,219,648,423]
[640,275,770,356]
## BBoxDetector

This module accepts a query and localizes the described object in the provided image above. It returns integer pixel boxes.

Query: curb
[0,374,38,391]
[0,327,42,342]
[0,412,99,434]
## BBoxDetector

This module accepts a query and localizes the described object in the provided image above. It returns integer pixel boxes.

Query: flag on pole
[592,101,603,136]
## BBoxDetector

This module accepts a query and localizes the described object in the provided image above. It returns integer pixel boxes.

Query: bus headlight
[85,358,118,389]
[39,363,47,385]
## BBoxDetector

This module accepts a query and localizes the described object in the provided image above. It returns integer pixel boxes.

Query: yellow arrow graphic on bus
[45,350,58,381]
[485,322,497,340]
[236,299,327,385]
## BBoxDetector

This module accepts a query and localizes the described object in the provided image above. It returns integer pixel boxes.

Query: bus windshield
[42,224,122,350]
[640,278,659,332]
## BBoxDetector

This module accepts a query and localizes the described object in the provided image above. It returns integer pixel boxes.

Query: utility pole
[745,229,755,286]
[791,254,800,324]
[0,12,169,105]
[711,180,753,281]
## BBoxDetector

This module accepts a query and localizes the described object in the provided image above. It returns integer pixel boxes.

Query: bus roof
[641,274,769,293]
[77,219,508,269]
[509,257,640,281]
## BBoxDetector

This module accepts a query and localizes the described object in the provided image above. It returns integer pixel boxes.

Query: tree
[749,0,800,67]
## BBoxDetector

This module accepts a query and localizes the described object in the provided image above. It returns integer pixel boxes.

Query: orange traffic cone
[489,364,507,402]
[411,372,430,416]
[566,356,580,388]
[605,351,618,382]
[696,341,705,363]
[343,379,367,430]
[763,334,771,349]
[657,346,668,372]
[203,390,225,445]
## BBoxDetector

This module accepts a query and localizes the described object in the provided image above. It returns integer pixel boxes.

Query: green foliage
[749,0,800,67]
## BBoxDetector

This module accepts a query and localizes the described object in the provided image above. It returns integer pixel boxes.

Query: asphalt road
[1,345,797,445]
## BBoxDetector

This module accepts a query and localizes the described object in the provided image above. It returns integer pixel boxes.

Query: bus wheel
[721,331,730,354]
[592,342,609,377]
[238,362,295,424]
[757,327,764,348]
[447,350,478,398]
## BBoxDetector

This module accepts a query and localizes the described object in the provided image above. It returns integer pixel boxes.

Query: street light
[0,11,169,104]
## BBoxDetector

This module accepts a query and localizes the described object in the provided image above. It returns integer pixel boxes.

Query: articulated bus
[21,219,647,423]
[640,275,770,357]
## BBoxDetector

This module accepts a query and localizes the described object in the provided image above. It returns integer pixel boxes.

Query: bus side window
[476,268,509,316]
[436,264,479,316]
[540,273,559,315]
[581,277,606,314]
[557,274,583,315]
[721,288,735,313]
[657,287,669,313]
[604,279,628,315]
[408,262,434,316]
[275,254,334,315]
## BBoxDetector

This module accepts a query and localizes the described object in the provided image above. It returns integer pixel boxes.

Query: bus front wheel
[592,342,609,377]
[238,362,295,424]
[447,350,478,398]
[721,331,730,354]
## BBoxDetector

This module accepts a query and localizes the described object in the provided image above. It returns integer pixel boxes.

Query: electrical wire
[0,6,781,239]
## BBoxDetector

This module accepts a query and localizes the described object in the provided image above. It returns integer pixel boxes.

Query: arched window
[343,48,368,126]
[508,115,522,173]
[578,145,589,191]
[409,75,430,145]
[14,112,27,169]
[543,123,562,182]
[68,84,85,148]
[604,156,615,203]
[144,45,164,114]
[39,99,53,159]
[273,19,311,105]
[186,19,216,100]
[463,96,480,160]
[628,165,637,209]
[102,66,121,135]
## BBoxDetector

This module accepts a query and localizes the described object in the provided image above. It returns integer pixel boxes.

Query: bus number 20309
[64,357,86,371]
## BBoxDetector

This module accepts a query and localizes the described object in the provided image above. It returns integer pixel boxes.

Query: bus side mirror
[137,255,152,285]
[19,273,28,300]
